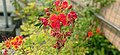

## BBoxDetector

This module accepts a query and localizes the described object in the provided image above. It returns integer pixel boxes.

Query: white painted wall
[0,0,14,13]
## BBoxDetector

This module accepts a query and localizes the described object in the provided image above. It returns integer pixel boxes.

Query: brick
[112,32,120,50]
[116,14,120,19]
[115,18,120,27]
[111,10,117,18]
[115,36,120,46]
[117,6,120,14]
[103,26,110,38]
[101,8,107,16]
[113,3,119,13]
[105,9,111,20]
[108,31,115,42]
[109,16,115,24]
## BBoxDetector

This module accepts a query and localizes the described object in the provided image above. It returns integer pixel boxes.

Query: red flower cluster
[40,12,77,29]
[49,13,68,29]
[39,0,77,49]
[54,0,73,11]
[5,36,23,50]
[50,14,61,29]
[87,28,101,38]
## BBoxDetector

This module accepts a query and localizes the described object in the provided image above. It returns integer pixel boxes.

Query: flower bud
[53,43,59,49]
[44,8,49,12]
[87,31,93,37]
[66,31,71,36]
[68,4,72,9]
[96,28,100,33]
[46,12,50,16]
[40,18,48,26]
[63,38,67,42]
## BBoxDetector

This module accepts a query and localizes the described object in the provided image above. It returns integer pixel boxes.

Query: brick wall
[101,0,120,51]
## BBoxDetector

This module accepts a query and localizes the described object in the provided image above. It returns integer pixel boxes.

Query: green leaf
[34,23,42,26]
[93,51,98,55]
[101,47,105,55]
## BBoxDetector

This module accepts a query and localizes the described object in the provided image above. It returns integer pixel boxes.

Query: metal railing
[2,0,9,28]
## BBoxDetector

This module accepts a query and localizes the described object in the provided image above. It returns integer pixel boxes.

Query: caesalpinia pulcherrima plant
[1,36,23,55]
[5,36,23,50]
[39,0,77,50]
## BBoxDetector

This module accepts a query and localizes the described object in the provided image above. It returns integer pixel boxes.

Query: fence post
[2,0,9,28]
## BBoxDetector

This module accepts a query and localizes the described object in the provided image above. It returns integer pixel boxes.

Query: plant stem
[56,49,59,55]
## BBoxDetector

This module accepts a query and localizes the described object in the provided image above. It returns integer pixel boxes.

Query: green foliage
[95,0,115,7]
[85,34,120,55]
[0,43,3,50]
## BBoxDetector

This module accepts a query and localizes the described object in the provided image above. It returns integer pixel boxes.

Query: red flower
[58,13,67,26]
[50,14,60,29]
[87,31,93,37]
[5,40,10,49]
[19,36,23,40]
[14,45,18,49]
[61,1,68,9]
[68,11,77,20]
[11,41,15,45]
[15,37,19,41]
[40,18,48,26]
[51,21,60,29]
[50,14,59,22]
[18,40,22,45]
[6,45,10,49]
[14,42,17,45]
[54,0,61,7]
